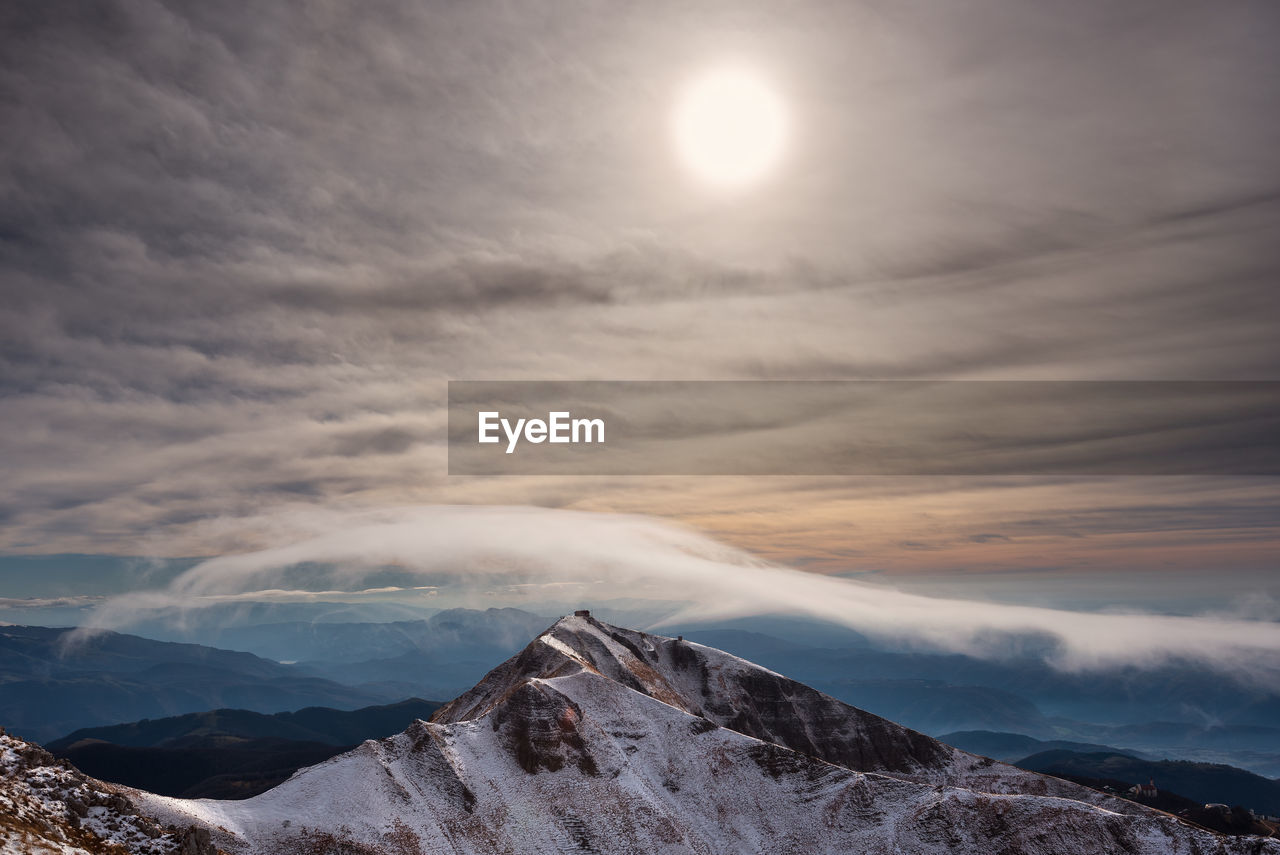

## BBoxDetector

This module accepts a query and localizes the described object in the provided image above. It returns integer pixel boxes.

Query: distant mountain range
[160,607,552,665]
[291,608,554,700]
[138,606,559,701]
[45,698,442,799]
[940,729,1152,761]
[675,625,1280,732]
[943,730,1280,817]
[48,697,443,751]
[672,624,1280,777]
[127,614,1277,854]
[72,606,1280,742]
[1015,749,1280,816]
[9,606,1280,779]
[0,625,398,742]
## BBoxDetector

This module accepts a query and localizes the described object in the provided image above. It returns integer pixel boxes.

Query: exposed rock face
[436,615,952,775]
[430,615,1146,805]
[130,615,1280,855]
[177,826,216,855]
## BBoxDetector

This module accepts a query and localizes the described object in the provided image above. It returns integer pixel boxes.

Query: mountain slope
[433,614,1135,802]
[0,729,211,855]
[133,614,1279,855]
[438,615,951,775]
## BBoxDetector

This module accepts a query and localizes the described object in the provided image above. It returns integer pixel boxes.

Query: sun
[671,66,788,189]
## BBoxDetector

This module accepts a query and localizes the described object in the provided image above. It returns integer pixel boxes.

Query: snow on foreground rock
[0,729,213,855]
[133,615,1279,855]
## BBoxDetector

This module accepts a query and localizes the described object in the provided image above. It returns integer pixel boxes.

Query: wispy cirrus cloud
[1,0,1277,580]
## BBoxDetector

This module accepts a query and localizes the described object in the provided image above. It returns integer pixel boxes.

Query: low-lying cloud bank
[82,505,1280,680]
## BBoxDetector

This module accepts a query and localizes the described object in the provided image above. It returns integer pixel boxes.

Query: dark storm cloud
[0,0,1278,554]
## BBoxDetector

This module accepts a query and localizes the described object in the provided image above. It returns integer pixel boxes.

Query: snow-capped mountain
[133,614,1280,854]
[0,729,213,855]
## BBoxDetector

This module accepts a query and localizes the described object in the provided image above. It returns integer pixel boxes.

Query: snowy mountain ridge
[0,729,213,855]
[128,614,1280,854]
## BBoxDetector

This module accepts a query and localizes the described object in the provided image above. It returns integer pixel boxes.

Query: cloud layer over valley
[77,506,1280,683]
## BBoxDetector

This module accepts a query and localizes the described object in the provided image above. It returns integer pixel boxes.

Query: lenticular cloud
[85,505,1280,678]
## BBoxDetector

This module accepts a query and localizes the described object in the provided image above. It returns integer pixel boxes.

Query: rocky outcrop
[0,730,186,855]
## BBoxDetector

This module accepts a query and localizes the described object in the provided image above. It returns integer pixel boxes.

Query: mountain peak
[131,616,1280,855]
[435,612,961,777]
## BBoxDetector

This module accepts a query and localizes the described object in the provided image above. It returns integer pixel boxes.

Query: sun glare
[671,67,788,189]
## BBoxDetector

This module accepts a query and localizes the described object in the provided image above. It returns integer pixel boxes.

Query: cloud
[164,585,437,603]
[1,0,1278,563]
[81,506,1280,682]
[0,595,104,609]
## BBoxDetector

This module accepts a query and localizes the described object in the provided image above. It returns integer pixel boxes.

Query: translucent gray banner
[447,381,1280,475]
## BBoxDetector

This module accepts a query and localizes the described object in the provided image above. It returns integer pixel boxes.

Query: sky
[1,0,1279,638]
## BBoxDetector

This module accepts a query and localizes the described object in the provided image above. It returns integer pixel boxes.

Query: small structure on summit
[1130,780,1158,800]
[574,609,591,617]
